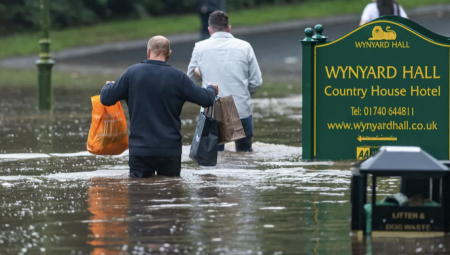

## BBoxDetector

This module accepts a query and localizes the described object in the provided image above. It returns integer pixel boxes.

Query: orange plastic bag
[87,95,128,155]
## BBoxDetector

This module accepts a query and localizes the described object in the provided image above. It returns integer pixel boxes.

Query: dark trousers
[218,136,253,152]
[129,155,181,178]
[199,12,212,40]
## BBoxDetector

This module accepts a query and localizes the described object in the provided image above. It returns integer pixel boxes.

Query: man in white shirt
[360,0,408,25]
[188,11,263,152]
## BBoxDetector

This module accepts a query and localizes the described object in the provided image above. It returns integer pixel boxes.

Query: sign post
[302,16,450,160]
[301,28,316,160]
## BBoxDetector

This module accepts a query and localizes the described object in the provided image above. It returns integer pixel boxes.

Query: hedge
[0,0,312,35]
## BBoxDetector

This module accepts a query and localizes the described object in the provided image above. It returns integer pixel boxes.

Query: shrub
[0,0,310,35]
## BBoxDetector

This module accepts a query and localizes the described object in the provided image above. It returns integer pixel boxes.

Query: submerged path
[1,8,450,251]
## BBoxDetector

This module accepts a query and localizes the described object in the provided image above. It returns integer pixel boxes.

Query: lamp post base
[36,59,54,111]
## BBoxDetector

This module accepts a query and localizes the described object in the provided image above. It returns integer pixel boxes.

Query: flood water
[1,87,450,255]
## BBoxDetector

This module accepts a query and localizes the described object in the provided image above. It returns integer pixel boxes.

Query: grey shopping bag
[189,106,218,166]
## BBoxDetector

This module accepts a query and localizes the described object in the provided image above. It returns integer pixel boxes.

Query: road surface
[2,8,449,78]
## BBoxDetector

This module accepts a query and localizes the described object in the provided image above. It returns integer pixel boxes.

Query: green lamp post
[36,0,54,111]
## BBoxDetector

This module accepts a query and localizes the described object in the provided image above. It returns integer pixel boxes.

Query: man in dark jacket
[198,0,226,40]
[100,36,218,178]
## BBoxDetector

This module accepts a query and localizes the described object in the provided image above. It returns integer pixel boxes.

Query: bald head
[147,36,171,61]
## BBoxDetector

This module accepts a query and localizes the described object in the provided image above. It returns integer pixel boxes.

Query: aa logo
[369,26,397,41]
[357,147,370,160]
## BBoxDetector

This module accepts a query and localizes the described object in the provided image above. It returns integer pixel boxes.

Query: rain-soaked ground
[1,87,450,255]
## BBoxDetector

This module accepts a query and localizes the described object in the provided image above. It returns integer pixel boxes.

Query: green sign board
[301,17,450,160]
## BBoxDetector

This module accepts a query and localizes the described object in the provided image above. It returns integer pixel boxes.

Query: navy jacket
[100,60,216,157]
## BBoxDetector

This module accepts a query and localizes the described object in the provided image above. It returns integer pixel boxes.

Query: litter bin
[351,146,450,237]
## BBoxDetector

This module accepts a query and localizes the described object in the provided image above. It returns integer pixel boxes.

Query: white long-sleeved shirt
[361,2,407,23]
[188,32,263,119]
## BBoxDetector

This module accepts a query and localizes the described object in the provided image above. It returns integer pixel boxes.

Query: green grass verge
[0,68,300,97]
[1,0,448,59]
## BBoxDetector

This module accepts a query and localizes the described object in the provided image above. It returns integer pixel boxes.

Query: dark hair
[209,11,229,32]
[377,0,400,16]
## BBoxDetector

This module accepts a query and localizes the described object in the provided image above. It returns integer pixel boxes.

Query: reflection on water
[0,87,449,254]
[87,180,129,255]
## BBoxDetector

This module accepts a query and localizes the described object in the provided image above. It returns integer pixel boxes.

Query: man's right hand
[208,83,219,95]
